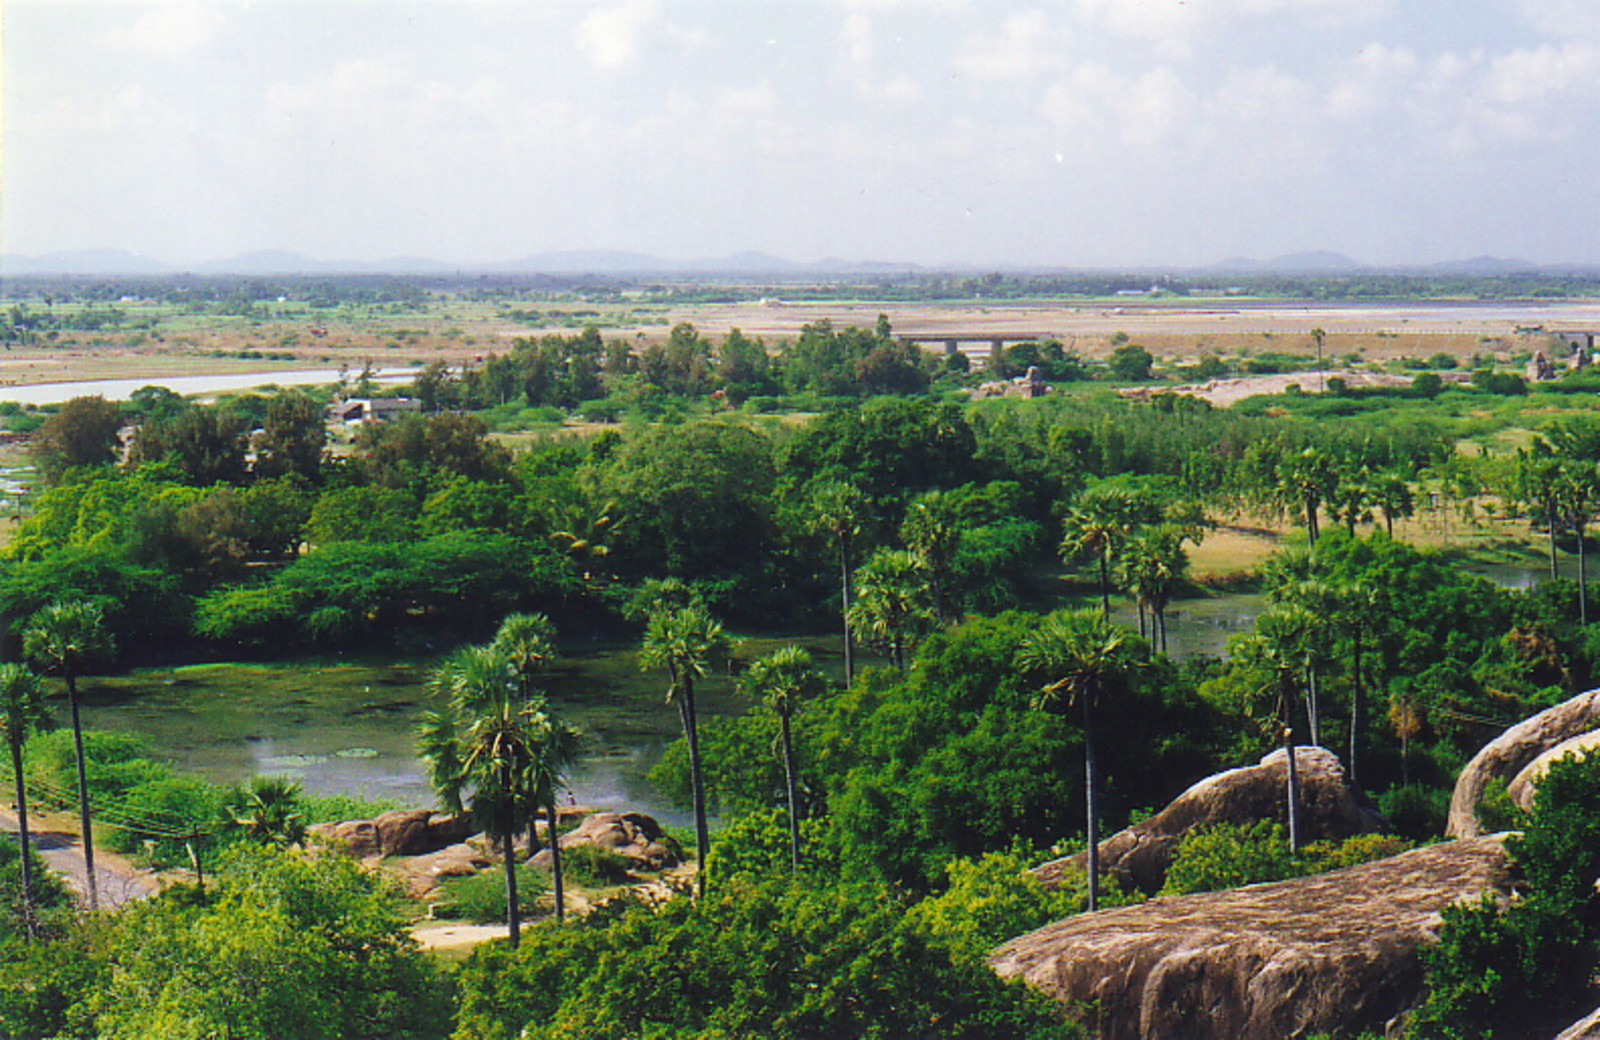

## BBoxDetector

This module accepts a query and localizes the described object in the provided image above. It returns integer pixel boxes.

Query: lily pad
[334,747,380,759]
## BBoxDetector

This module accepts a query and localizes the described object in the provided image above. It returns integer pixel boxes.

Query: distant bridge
[895,332,1056,361]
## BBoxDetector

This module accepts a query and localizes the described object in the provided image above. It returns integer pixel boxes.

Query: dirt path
[0,804,161,908]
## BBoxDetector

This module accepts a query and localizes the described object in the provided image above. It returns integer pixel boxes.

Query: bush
[1412,753,1600,1039]
[453,872,1080,1040]
[562,845,636,887]
[440,863,549,924]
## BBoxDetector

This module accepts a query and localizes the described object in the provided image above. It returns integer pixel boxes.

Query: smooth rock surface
[1509,730,1600,811]
[1555,1005,1600,1040]
[309,809,473,858]
[531,811,682,873]
[993,836,1514,1040]
[1032,746,1380,894]
[1447,689,1600,838]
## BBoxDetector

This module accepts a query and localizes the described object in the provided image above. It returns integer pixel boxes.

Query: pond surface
[70,635,844,826]
[60,558,1561,820]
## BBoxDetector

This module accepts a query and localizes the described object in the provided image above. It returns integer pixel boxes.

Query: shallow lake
[70,635,845,826]
[61,559,1559,822]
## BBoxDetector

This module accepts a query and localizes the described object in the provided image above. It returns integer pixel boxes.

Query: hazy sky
[5,0,1599,268]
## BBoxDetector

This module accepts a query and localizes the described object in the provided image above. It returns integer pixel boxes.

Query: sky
[4,0,1600,269]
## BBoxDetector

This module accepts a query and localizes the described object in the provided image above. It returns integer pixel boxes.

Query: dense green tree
[22,600,113,910]
[253,391,326,481]
[29,396,123,484]
[128,406,248,485]
[1108,343,1154,381]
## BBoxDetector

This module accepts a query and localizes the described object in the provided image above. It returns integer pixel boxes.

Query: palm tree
[806,481,868,685]
[846,549,935,671]
[901,491,962,622]
[527,710,582,922]
[1243,615,1307,854]
[23,600,113,911]
[1019,610,1134,912]
[1275,447,1338,547]
[1059,487,1136,616]
[0,663,50,939]
[639,604,728,898]
[739,646,827,872]
[221,776,307,847]
[491,612,559,704]
[418,645,540,947]
[1117,525,1188,655]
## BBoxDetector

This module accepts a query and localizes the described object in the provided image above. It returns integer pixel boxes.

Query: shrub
[440,863,550,924]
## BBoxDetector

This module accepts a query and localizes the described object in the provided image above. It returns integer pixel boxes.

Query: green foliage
[1412,753,1600,1039]
[88,846,451,1040]
[1108,343,1154,382]
[560,845,636,887]
[1162,821,1410,896]
[908,847,1091,958]
[441,863,550,924]
[453,872,1080,1040]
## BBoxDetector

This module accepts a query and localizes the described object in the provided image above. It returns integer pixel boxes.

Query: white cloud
[576,0,661,70]
[101,1,225,57]
[953,11,1059,80]
[1040,62,1197,148]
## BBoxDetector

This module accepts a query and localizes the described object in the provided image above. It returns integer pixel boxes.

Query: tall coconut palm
[639,604,728,898]
[418,645,539,947]
[805,480,868,685]
[1019,610,1135,912]
[846,549,934,672]
[0,663,50,938]
[739,646,827,872]
[23,600,113,911]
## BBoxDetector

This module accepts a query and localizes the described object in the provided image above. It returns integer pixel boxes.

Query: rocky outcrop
[392,841,496,898]
[992,836,1514,1040]
[1447,689,1600,838]
[531,811,682,873]
[1032,747,1381,894]
[1509,731,1600,811]
[309,809,474,859]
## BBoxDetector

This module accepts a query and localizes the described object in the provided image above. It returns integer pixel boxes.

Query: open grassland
[5,294,1600,387]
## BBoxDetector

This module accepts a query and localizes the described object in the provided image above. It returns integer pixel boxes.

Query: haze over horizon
[7,1,1600,271]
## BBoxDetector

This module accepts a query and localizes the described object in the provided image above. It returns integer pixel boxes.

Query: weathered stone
[392,842,496,898]
[309,809,472,858]
[1447,689,1600,838]
[992,836,1514,1040]
[530,811,682,873]
[1509,730,1600,811]
[1032,747,1380,894]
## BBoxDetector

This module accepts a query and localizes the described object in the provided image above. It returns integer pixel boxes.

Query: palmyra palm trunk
[66,674,97,911]
[1283,702,1301,855]
[502,812,521,949]
[11,736,35,939]
[840,540,855,685]
[780,715,801,873]
[548,797,565,923]
[1082,695,1101,913]
[678,680,710,899]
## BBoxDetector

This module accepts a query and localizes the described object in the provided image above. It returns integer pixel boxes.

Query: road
[0,804,161,908]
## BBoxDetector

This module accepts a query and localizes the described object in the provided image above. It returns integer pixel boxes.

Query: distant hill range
[0,247,1586,279]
